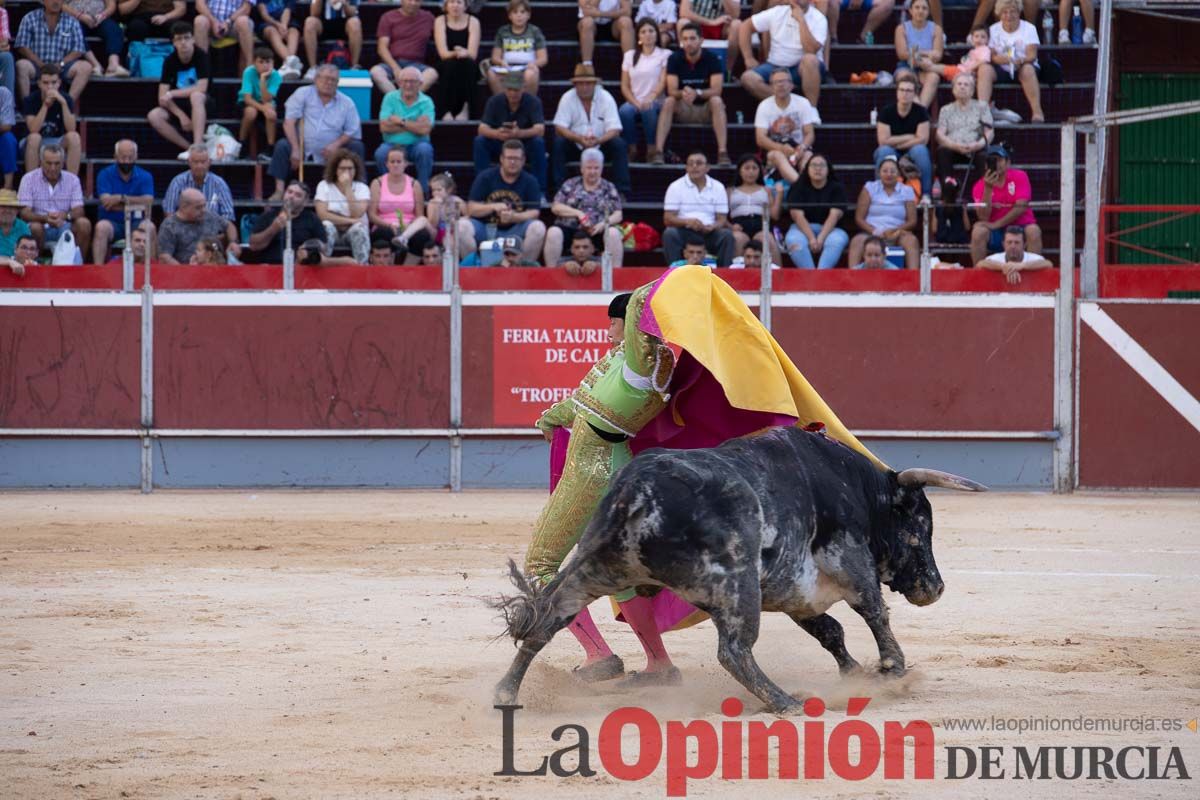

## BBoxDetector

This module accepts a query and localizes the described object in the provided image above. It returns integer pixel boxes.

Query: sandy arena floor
[1,490,1198,799]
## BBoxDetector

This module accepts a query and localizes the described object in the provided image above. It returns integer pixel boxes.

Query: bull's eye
[908,535,920,547]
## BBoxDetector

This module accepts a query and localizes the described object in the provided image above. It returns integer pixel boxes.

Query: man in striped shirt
[163,145,235,223]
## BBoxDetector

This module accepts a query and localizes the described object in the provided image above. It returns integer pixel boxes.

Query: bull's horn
[897,469,988,492]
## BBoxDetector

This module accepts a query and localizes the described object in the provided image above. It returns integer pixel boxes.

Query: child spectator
[558,228,601,275]
[921,25,990,83]
[239,47,281,154]
[487,0,547,95]
[146,22,212,159]
[636,0,677,48]
[195,0,254,73]
[255,0,304,79]
[425,171,470,258]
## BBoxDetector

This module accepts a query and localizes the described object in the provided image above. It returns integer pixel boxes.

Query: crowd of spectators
[0,0,1088,270]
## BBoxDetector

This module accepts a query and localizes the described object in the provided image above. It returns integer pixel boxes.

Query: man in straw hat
[0,188,33,258]
[551,63,631,198]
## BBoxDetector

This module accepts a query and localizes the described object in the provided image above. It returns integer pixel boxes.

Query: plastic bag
[204,125,241,162]
[51,229,81,265]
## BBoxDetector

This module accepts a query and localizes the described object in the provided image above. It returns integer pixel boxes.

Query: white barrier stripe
[153,292,451,307]
[955,546,1200,556]
[771,293,1055,309]
[945,569,1196,579]
[464,292,761,306]
[1081,303,1200,435]
[0,292,140,307]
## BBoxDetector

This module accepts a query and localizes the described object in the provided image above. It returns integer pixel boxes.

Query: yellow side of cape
[649,265,888,471]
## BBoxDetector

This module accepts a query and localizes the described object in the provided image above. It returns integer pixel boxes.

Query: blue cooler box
[338,69,372,119]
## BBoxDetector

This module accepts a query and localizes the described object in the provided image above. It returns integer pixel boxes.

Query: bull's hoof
[613,666,682,690]
[877,658,907,678]
[572,654,625,683]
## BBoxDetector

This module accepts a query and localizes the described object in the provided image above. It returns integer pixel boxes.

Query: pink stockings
[568,597,675,672]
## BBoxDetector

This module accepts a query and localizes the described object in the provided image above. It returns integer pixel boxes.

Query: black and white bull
[494,425,985,713]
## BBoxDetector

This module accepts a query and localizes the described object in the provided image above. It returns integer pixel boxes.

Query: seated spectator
[976,224,1051,283]
[619,18,670,163]
[740,0,827,107]
[848,155,918,270]
[295,236,360,265]
[4,233,41,275]
[315,148,370,264]
[65,0,130,78]
[461,235,539,267]
[755,67,820,184]
[121,0,186,46]
[918,24,990,85]
[368,145,432,262]
[15,0,92,104]
[728,154,782,261]
[146,22,212,159]
[0,5,14,96]
[578,0,634,66]
[969,0,1039,41]
[17,143,89,255]
[105,225,152,264]
[247,179,325,263]
[486,0,547,96]
[433,0,480,120]
[157,187,238,264]
[376,66,434,191]
[895,0,943,108]
[189,235,227,264]
[368,234,396,266]
[874,71,932,197]
[93,139,155,264]
[662,149,735,266]
[239,47,281,154]
[655,24,728,166]
[667,228,716,267]
[0,87,14,189]
[850,234,896,269]
[637,0,678,48]
[194,0,254,71]
[678,0,740,74]
[824,0,895,49]
[1058,0,1096,45]
[784,152,848,268]
[369,0,437,95]
[255,0,303,79]
[464,139,546,264]
[22,64,80,174]
[935,72,992,241]
[421,240,443,266]
[165,145,234,222]
[559,228,602,275]
[267,65,364,200]
[552,64,631,198]
[304,0,362,80]
[425,171,472,260]
[544,147,623,269]
[969,144,1042,264]
[0,188,32,256]
[739,238,762,269]
[474,71,547,196]
[978,0,1044,124]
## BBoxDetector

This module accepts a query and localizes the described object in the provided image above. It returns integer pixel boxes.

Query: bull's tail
[490,559,556,643]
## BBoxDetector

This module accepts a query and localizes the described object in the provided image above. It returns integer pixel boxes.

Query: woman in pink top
[368,145,433,263]
[618,18,669,163]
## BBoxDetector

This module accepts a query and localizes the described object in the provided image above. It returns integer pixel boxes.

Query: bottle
[911,45,920,69]
[931,177,942,202]
[1041,10,1054,45]
[1070,7,1083,44]
[863,31,874,46]
[394,209,406,234]
[869,106,878,126]
[735,110,744,124]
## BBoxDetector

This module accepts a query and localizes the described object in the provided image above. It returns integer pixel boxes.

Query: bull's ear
[896,469,988,492]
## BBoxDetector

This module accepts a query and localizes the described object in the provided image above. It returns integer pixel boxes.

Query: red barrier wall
[771,307,1055,431]
[0,306,140,427]
[154,306,450,429]
[1078,303,1200,488]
